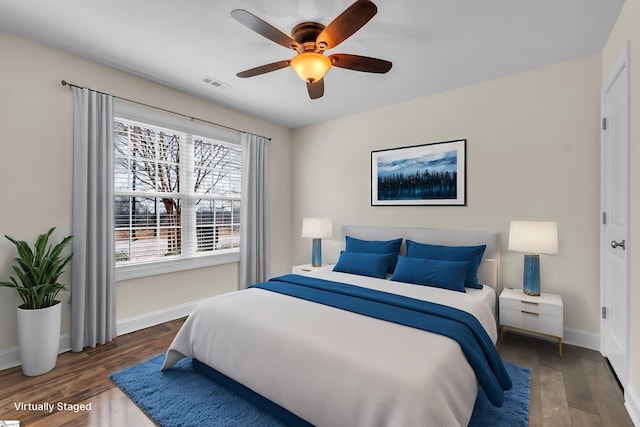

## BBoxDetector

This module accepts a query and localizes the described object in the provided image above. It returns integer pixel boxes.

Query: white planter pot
[17,301,62,376]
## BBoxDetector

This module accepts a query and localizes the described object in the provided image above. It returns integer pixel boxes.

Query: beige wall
[602,0,640,420]
[292,53,602,344]
[0,31,293,352]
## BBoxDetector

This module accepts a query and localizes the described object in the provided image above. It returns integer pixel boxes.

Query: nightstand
[499,288,564,357]
[291,264,335,274]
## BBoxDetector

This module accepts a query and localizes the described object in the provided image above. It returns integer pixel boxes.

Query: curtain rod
[60,80,271,141]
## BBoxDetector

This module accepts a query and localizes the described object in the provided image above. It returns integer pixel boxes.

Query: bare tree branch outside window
[114,119,241,264]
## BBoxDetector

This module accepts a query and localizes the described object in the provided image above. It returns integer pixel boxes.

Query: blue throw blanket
[252,274,512,407]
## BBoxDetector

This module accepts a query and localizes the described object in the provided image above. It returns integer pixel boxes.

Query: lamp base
[311,238,322,267]
[523,254,541,296]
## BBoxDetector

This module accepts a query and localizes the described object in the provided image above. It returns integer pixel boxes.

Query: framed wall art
[371,139,466,206]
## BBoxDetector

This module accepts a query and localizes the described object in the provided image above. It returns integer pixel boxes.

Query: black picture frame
[371,139,467,206]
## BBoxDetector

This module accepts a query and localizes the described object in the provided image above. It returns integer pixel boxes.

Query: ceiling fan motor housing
[291,22,326,51]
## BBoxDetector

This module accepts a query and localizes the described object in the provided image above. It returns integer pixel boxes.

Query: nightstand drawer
[500,307,563,338]
[500,297,562,317]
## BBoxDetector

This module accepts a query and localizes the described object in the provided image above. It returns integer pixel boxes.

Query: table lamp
[302,218,332,267]
[508,221,558,296]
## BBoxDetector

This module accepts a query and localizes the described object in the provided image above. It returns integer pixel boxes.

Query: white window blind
[113,103,241,280]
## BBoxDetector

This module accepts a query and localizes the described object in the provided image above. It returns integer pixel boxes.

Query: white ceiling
[0,0,624,129]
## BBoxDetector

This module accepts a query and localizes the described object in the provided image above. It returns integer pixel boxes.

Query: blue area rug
[110,354,529,427]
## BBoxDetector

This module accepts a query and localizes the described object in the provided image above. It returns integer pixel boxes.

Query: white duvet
[163,271,498,427]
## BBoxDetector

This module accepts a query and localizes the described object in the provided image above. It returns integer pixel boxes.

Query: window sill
[116,251,240,282]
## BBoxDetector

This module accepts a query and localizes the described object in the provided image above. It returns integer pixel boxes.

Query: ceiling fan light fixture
[232,1,390,99]
[290,52,332,83]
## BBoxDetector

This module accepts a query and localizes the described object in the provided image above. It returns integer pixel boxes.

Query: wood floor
[0,319,184,427]
[0,319,633,426]
[499,332,633,427]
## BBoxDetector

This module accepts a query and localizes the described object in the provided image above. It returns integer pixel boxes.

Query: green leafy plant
[0,227,73,309]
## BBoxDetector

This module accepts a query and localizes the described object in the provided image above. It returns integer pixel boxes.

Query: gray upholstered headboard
[341,225,500,291]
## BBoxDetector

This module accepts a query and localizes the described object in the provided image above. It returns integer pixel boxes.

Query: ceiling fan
[231,0,392,100]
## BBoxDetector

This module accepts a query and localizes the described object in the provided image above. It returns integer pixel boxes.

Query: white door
[601,43,630,388]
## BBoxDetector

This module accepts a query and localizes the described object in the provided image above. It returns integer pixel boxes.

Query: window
[113,102,242,280]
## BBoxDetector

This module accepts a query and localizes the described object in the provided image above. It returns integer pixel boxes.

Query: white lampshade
[301,218,332,238]
[508,221,559,254]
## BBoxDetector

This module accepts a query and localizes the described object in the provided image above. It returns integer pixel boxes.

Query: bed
[162,225,509,427]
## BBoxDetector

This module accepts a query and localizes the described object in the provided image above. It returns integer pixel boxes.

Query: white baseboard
[116,298,204,336]
[0,299,203,372]
[0,335,71,372]
[0,347,20,371]
[626,384,640,426]
[563,327,600,351]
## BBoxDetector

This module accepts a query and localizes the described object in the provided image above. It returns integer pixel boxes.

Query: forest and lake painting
[371,139,466,205]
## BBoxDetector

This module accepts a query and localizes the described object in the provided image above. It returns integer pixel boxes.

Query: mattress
[163,270,501,426]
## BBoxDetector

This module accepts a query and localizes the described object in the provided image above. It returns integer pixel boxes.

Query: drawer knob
[521,310,539,316]
[521,300,539,306]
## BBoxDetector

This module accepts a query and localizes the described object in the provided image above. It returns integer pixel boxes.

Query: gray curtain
[70,87,116,351]
[239,133,270,289]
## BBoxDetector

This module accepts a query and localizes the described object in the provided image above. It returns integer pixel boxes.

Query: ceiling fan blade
[307,78,324,99]
[236,60,291,78]
[329,53,392,73]
[316,0,377,50]
[231,9,301,51]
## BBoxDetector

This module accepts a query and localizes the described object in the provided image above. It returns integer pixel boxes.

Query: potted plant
[0,227,73,376]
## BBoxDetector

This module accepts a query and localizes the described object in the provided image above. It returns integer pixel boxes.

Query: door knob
[611,239,626,250]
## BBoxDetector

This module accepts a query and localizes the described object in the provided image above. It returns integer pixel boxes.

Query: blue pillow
[332,251,392,279]
[345,236,402,273]
[405,240,486,289]
[390,256,468,292]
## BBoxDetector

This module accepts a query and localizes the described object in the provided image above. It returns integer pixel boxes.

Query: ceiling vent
[202,76,231,90]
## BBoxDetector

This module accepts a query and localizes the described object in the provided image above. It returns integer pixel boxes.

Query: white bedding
[163,270,498,427]
[466,283,496,314]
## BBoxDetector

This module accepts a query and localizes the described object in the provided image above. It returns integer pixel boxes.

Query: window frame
[113,100,242,281]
